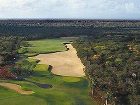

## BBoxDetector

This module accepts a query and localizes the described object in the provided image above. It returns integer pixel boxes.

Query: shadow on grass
[32,65,54,78]
[24,65,53,89]
[24,79,53,89]
[63,78,89,89]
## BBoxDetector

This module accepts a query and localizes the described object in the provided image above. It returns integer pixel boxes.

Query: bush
[18,48,28,54]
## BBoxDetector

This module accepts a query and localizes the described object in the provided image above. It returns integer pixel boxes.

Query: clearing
[26,39,66,53]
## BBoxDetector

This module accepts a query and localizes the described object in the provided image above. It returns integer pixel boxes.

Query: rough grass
[15,59,37,71]
[33,64,49,71]
[24,53,39,57]
[18,47,28,54]
[26,58,40,63]
[26,39,67,53]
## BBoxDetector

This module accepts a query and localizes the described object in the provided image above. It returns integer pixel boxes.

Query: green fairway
[26,39,67,54]
[0,74,96,105]
[0,38,97,105]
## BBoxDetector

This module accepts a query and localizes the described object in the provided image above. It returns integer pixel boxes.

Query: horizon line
[0,18,140,21]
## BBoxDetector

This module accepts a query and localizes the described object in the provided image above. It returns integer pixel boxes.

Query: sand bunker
[0,83,34,95]
[32,44,85,77]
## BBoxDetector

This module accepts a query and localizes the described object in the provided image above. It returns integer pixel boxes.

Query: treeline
[73,36,140,105]
[0,20,140,39]
[0,19,140,27]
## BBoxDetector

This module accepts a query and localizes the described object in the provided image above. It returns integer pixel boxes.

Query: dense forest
[0,36,23,66]
[73,35,140,105]
[0,20,140,39]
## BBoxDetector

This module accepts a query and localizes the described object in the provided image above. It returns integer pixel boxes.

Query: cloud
[124,2,139,13]
[0,0,139,19]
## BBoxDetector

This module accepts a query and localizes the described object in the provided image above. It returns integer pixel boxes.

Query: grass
[24,53,39,57]
[0,64,96,105]
[0,38,97,105]
[33,64,49,71]
[62,77,81,82]
[21,85,32,91]
[26,39,67,53]
[0,75,96,105]
[26,58,40,63]
[18,47,28,54]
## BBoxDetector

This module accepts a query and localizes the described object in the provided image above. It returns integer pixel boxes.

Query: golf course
[0,39,96,105]
[31,44,85,77]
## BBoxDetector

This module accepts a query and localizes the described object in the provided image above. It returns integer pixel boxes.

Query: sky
[0,0,140,19]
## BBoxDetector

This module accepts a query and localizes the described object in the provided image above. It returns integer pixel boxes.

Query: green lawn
[0,63,96,105]
[0,38,97,105]
[0,73,96,105]
[26,58,40,63]
[26,39,67,54]
[33,64,49,71]
[62,77,81,82]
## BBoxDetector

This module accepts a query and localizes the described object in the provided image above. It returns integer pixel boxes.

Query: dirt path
[0,83,34,95]
[32,44,85,77]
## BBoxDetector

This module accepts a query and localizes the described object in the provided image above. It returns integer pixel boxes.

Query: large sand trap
[0,83,34,95]
[32,44,85,77]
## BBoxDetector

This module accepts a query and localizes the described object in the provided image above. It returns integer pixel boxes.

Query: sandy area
[0,83,34,95]
[31,44,85,77]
